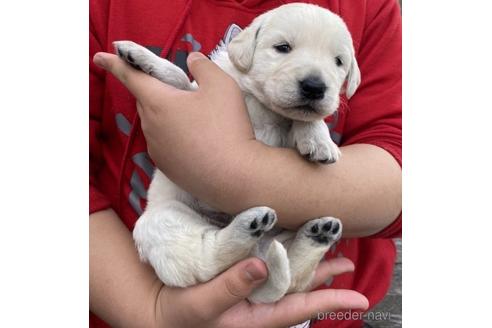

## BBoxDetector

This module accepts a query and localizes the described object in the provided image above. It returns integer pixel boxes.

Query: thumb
[184,258,268,319]
[186,52,238,92]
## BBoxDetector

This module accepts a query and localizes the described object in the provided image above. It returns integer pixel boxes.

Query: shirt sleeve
[341,0,402,238]
[89,6,112,214]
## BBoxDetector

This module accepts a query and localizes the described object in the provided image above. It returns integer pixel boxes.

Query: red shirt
[90,0,402,327]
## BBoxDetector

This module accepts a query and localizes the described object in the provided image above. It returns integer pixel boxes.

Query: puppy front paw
[113,40,157,75]
[290,120,341,164]
[114,40,192,90]
[297,136,341,164]
[304,217,342,245]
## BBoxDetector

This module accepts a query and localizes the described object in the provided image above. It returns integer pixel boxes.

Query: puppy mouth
[266,95,334,121]
[285,102,321,114]
[271,103,325,121]
[290,104,317,112]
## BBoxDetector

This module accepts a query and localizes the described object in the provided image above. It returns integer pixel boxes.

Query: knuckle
[330,289,348,309]
[224,276,247,300]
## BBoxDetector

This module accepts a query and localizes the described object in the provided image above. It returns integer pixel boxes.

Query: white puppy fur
[114,3,360,303]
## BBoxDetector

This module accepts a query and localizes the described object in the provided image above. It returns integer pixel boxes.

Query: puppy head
[228,3,361,121]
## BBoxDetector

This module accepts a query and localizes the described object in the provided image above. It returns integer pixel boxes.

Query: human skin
[90,51,399,326]
[93,52,402,237]
[90,209,368,327]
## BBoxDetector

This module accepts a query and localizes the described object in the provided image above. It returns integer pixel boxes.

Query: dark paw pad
[249,211,276,238]
[116,46,142,71]
[305,217,342,245]
[319,157,336,164]
[303,153,336,165]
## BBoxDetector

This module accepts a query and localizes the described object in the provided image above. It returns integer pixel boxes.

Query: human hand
[92,51,401,233]
[90,210,366,328]
[154,256,368,328]
[93,51,257,202]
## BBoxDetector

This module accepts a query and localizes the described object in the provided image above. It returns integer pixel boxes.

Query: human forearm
[93,52,401,238]
[191,142,401,237]
[89,209,161,328]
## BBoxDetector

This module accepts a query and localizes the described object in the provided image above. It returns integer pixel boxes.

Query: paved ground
[363,239,402,328]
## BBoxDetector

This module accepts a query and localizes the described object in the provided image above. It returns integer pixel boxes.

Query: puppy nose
[300,76,327,100]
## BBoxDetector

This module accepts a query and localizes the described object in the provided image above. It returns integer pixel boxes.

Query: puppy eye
[274,43,292,53]
[335,56,343,67]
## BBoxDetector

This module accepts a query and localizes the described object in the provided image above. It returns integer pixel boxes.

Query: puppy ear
[346,55,361,99]
[227,17,263,72]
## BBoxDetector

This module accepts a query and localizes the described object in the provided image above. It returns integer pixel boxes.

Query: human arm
[215,142,401,237]
[89,209,161,327]
[93,45,401,237]
[89,209,368,327]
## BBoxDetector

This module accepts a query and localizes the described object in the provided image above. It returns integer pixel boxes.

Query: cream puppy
[114,3,360,303]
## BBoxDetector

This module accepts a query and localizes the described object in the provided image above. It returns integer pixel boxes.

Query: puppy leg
[286,217,342,293]
[288,120,341,164]
[113,40,193,90]
[133,200,218,287]
[207,207,278,279]
[247,236,291,304]
[134,203,278,286]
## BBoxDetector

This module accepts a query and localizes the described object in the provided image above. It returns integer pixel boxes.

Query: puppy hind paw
[304,217,342,245]
[234,206,277,238]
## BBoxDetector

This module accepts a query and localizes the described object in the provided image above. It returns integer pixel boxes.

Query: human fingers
[93,51,178,104]
[178,257,267,321]
[186,52,240,95]
[264,288,369,327]
[309,257,355,290]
